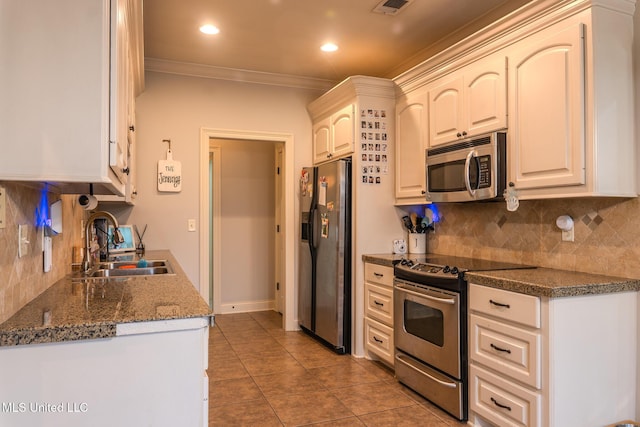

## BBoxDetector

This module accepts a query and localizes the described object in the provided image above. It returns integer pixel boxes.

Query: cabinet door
[396,91,428,200]
[428,75,464,146]
[465,56,507,136]
[110,0,131,186]
[508,23,585,190]
[331,104,354,158]
[312,117,331,164]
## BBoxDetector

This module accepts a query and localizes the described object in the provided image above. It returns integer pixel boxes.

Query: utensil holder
[408,233,426,254]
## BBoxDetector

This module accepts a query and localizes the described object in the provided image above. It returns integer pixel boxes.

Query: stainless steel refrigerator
[298,158,351,354]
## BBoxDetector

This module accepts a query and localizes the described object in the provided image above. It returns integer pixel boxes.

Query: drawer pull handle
[489,299,510,309]
[490,343,511,354]
[373,336,383,343]
[491,397,512,411]
[374,300,384,306]
[374,272,384,277]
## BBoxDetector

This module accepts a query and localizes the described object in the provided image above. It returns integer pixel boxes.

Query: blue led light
[426,204,440,222]
[34,187,50,228]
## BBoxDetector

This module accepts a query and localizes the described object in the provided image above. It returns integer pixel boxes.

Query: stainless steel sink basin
[90,266,172,278]
[96,260,170,269]
[73,259,175,280]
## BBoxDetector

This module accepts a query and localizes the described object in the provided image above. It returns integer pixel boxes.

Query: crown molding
[306,75,396,121]
[144,57,336,92]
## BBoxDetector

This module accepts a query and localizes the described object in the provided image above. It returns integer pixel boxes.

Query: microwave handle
[464,150,478,196]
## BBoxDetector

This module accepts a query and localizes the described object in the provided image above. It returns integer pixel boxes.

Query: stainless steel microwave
[426,131,507,203]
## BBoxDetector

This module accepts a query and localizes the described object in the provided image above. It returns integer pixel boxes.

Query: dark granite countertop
[0,250,211,346]
[363,253,640,298]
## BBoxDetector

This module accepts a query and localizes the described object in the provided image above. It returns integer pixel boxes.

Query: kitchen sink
[73,259,175,280]
[89,266,172,278]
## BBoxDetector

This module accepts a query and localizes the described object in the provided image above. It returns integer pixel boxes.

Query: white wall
[125,72,319,293]
[217,139,276,308]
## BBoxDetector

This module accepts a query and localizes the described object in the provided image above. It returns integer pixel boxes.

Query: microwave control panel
[477,155,491,188]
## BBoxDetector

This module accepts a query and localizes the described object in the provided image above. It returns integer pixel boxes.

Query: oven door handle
[395,285,456,305]
[395,354,457,389]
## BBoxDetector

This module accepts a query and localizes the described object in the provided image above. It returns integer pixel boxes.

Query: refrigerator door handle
[310,207,320,249]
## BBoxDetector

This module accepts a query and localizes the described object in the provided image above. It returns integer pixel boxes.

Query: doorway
[199,128,296,331]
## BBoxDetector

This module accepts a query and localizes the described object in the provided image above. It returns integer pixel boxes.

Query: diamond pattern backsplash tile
[0,183,84,323]
[426,197,640,279]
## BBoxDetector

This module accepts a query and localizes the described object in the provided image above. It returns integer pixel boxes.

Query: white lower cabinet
[470,364,542,427]
[363,262,394,365]
[468,283,637,427]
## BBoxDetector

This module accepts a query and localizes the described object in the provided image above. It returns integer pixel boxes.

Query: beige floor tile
[308,359,382,389]
[210,397,283,427]
[241,352,304,377]
[301,417,365,426]
[358,405,450,427]
[267,390,355,426]
[252,366,326,398]
[209,356,250,381]
[330,381,416,416]
[352,358,395,381]
[289,346,353,369]
[210,377,263,407]
[208,312,464,427]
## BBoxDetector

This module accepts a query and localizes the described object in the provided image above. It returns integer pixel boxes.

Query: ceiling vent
[372,0,413,15]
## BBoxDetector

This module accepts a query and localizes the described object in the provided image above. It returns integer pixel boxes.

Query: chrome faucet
[82,211,124,272]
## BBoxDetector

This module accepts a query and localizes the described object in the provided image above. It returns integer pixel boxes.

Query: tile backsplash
[0,183,84,323]
[427,197,640,279]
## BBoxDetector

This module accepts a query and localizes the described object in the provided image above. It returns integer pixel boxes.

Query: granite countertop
[465,268,640,298]
[0,250,211,346]
[363,253,640,298]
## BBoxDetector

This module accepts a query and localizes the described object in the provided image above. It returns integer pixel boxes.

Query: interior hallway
[208,311,466,426]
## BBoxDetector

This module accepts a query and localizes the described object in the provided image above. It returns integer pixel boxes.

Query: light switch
[18,224,30,258]
[0,186,5,229]
[188,219,196,232]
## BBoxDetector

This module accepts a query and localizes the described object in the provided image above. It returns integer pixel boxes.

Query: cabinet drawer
[470,364,542,427]
[364,317,394,365]
[469,284,541,328]
[365,282,393,326]
[470,313,541,389]
[364,263,393,287]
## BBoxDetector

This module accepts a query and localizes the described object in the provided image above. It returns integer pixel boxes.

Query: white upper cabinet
[312,104,354,164]
[395,89,428,203]
[506,6,635,198]
[0,0,143,195]
[508,22,585,191]
[428,55,507,147]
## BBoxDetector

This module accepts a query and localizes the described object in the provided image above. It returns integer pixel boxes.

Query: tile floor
[208,310,467,426]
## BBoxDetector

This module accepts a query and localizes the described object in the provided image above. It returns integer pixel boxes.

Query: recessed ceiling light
[199,24,220,35]
[321,43,338,52]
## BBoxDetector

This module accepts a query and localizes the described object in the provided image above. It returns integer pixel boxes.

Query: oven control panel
[396,259,464,278]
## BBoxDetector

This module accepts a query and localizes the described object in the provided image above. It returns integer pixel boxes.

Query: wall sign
[158,139,182,192]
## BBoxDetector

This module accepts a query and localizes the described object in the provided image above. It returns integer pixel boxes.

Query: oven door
[394,279,461,379]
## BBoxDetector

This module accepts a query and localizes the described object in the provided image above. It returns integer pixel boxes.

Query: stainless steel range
[393,255,533,421]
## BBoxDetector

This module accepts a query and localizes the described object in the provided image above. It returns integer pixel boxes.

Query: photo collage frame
[359,107,388,185]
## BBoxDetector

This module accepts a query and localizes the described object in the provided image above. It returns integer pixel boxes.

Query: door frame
[199,128,296,331]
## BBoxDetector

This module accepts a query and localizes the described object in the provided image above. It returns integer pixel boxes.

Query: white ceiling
[144,0,533,88]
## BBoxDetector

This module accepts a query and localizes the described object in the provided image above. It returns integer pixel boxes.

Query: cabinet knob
[129,125,135,132]
[456,132,462,137]
[462,131,467,136]
[421,190,426,195]
[122,167,130,175]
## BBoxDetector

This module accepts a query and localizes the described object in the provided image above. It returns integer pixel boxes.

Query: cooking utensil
[410,212,418,232]
[402,215,414,232]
